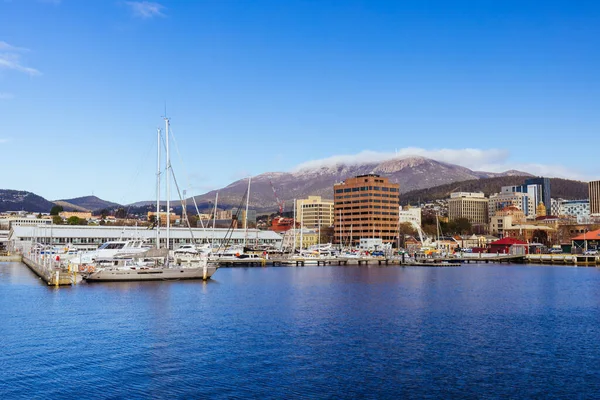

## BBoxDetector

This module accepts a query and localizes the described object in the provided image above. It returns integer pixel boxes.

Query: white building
[448,192,488,225]
[0,217,52,230]
[552,199,590,222]
[398,206,422,226]
[8,225,283,252]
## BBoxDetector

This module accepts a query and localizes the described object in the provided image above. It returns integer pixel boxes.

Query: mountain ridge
[188,156,534,212]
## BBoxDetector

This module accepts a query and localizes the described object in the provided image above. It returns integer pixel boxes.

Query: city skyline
[2,1,599,203]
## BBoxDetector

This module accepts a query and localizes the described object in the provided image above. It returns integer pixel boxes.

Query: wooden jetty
[22,255,79,286]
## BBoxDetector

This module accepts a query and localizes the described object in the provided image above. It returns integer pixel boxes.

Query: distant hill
[54,196,121,212]
[401,176,589,205]
[187,156,531,212]
[0,190,55,213]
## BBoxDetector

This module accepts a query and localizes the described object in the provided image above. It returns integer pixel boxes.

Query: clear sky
[1,0,599,204]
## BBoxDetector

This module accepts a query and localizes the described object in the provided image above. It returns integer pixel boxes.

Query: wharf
[22,256,79,286]
[435,254,527,264]
[527,254,600,266]
[217,257,461,268]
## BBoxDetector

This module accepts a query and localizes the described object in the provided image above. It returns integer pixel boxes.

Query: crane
[269,177,285,215]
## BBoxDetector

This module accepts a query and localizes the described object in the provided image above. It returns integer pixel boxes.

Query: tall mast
[156,127,161,249]
[165,117,170,251]
[243,176,251,247]
[293,199,296,253]
[212,192,218,249]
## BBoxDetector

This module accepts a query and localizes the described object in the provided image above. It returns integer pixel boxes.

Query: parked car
[371,251,385,257]
[583,250,598,255]
[549,248,563,254]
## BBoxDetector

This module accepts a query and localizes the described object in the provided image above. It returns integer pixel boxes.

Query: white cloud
[0,41,41,76]
[0,138,11,144]
[0,92,14,100]
[292,147,589,180]
[125,1,165,19]
[0,41,29,52]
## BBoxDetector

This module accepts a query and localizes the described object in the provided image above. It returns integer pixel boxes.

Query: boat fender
[78,265,86,272]
[87,265,95,273]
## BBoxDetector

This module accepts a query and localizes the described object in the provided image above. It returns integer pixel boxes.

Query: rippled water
[1,262,600,398]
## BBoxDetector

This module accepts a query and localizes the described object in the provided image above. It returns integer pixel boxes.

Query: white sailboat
[85,117,218,282]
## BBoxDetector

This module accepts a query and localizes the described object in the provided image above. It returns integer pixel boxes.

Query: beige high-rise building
[448,192,489,225]
[590,180,600,216]
[296,196,334,229]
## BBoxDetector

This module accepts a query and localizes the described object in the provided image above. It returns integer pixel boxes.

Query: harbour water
[1,261,600,398]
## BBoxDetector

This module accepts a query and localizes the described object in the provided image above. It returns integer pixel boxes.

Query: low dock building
[8,225,283,252]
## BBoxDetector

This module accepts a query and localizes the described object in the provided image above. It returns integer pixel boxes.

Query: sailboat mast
[293,199,296,253]
[156,127,161,249]
[243,176,251,247]
[212,192,218,249]
[165,117,171,250]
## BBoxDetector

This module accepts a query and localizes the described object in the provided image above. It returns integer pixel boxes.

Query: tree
[67,216,81,225]
[50,205,63,216]
[52,215,63,225]
[449,218,472,235]
[115,207,126,219]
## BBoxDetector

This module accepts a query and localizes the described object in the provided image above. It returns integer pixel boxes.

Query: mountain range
[0,156,587,214]
[54,196,122,212]
[188,156,530,212]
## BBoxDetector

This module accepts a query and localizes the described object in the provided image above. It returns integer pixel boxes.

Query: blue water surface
[1,262,600,399]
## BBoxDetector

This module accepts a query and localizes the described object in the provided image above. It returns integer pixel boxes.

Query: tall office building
[448,192,489,225]
[333,174,400,245]
[501,177,551,217]
[296,196,334,229]
[524,177,551,215]
[590,180,600,216]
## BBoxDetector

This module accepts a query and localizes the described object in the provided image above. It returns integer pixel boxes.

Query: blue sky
[1,0,599,204]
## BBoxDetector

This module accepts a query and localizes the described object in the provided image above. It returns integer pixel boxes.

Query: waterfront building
[571,229,600,252]
[590,180,600,216]
[333,174,400,245]
[447,192,488,225]
[8,225,283,252]
[296,196,334,229]
[488,237,529,255]
[398,206,422,226]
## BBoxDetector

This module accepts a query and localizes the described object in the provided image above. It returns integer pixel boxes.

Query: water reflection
[2,262,600,398]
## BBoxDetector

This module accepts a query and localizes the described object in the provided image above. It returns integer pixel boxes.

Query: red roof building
[571,229,600,241]
[488,237,529,254]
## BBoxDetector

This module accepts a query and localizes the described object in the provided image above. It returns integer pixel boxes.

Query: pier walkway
[22,255,80,286]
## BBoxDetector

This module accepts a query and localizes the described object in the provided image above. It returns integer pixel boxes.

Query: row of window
[335,193,398,199]
[335,186,399,194]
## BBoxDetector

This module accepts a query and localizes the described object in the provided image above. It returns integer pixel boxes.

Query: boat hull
[84,265,218,282]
